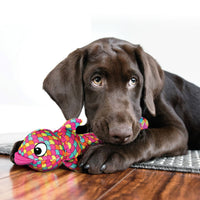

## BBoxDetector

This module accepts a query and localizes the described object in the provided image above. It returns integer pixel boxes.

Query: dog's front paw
[79,144,130,174]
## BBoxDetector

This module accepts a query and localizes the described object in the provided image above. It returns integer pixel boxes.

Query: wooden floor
[1,155,200,200]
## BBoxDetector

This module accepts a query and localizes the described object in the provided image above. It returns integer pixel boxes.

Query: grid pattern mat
[0,143,200,173]
[131,150,200,173]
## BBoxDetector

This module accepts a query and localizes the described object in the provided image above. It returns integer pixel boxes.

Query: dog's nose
[109,125,132,144]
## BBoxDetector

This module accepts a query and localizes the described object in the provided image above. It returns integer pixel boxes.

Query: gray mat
[132,150,200,173]
[0,143,13,155]
[1,143,200,174]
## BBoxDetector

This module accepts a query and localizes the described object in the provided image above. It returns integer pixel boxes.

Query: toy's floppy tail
[79,133,101,149]
[139,117,149,130]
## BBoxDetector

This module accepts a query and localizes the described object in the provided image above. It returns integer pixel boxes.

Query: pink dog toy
[14,118,148,172]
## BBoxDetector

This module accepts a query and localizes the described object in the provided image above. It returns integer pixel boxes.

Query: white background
[0,0,200,142]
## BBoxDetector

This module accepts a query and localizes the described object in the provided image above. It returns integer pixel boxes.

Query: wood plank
[2,155,200,200]
[0,155,134,200]
[98,169,200,200]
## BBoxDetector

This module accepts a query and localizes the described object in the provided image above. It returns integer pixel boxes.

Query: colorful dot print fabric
[15,117,149,172]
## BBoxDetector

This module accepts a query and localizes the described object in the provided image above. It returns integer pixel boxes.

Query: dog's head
[43,38,164,144]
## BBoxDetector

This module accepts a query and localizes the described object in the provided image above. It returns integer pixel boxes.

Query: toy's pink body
[14,117,148,172]
[14,119,100,171]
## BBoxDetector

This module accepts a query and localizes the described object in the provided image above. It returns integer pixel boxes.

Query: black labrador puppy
[11,38,200,174]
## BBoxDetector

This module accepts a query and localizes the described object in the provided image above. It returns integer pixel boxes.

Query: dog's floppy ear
[135,46,164,116]
[43,49,86,119]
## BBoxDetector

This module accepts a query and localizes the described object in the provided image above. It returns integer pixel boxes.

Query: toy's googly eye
[34,143,47,157]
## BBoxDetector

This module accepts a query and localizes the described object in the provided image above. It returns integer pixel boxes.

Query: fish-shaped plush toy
[14,118,149,172]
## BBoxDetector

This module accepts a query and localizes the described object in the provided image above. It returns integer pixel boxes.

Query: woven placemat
[1,143,200,173]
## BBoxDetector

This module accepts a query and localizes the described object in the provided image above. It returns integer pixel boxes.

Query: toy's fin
[63,158,79,171]
[56,118,82,137]
[64,118,82,131]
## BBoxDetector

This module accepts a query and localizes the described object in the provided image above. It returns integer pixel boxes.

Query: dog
[10,38,200,174]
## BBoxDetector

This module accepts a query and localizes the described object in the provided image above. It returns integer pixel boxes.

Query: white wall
[0,0,200,138]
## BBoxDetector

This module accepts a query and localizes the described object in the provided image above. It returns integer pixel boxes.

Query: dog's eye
[92,76,103,87]
[128,77,137,87]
